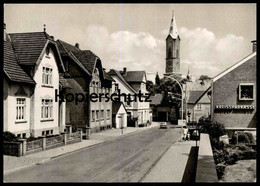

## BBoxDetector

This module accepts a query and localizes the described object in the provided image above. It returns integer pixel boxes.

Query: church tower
[164,10,181,77]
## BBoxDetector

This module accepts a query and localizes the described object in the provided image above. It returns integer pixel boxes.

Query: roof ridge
[57,39,81,52]
[8,31,45,35]
[112,69,137,93]
[213,52,256,82]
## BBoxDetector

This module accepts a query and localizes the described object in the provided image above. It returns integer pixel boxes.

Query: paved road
[4,126,181,182]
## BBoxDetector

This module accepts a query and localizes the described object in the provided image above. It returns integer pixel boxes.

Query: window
[42,131,45,136]
[196,104,202,111]
[239,83,254,100]
[50,130,53,134]
[126,96,131,107]
[17,134,21,138]
[42,67,53,86]
[22,133,26,138]
[100,110,104,120]
[96,82,99,94]
[92,81,95,93]
[91,110,95,122]
[107,110,110,119]
[46,130,50,135]
[16,98,26,121]
[46,47,50,57]
[41,99,53,120]
[115,83,119,92]
[96,110,99,121]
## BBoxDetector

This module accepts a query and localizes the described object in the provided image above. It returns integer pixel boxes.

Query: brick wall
[212,55,256,128]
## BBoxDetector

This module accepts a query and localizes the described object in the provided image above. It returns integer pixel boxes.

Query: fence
[26,138,44,154]
[3,131,82,157]
[66,131,82,145]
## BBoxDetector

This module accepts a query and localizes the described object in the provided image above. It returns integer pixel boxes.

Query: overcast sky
[4,4,256,82]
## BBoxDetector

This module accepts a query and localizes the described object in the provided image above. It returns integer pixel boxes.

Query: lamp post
[165,76,184,121]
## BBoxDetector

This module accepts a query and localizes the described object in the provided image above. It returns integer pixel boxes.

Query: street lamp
[165,76,184,121]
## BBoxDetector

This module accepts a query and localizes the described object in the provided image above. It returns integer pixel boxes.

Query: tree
[155,77,185,121]
[155,72,160,86]
[146,80,155,95]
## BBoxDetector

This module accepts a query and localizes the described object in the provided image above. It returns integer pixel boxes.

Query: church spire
[168,10,179,39]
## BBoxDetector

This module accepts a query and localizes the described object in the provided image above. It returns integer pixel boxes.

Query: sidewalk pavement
[142,140,200,182]
[4,122,160,175]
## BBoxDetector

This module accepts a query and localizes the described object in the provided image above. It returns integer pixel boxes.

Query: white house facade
[4,28,68,138]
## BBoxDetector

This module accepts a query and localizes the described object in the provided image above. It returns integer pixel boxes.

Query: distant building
[211,41,257,128]
[112,102,127,129]
[184,76,212,122]
[108,68,150,127]
[186,87,211,123]
[150,93,178,123]
[3,25,69,138]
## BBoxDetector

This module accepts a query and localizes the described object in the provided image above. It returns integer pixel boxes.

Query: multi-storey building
[56,40,114,133]
[3,25,69,138]
[108,68,150,127]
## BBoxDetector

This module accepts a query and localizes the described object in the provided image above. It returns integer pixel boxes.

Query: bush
[244,132,255,144]
[226,152,240,165]
[213,149,228,165]
[241,148,257,159]
[3,131,18,142]
[216,164,226,180]
[26,136,39,142]
[230,132,253,144]
[198,116,226,139]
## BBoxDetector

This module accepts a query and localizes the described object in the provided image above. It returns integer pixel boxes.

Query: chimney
[251,40,257,53]
[4,23,6,41]
[75,43,80,49]
[123,67,127,76]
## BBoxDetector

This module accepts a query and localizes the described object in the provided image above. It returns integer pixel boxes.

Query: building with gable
[3,24,69,138]
[186,87,211,123]
[56,40,114,134]
[211,41,257,128]
[112,102,127,129]
[108,68,150,127]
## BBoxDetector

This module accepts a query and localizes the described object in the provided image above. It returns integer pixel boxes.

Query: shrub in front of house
[230,132,255,144]
[198,116,226,140]
[3,131,18,142]
[244,132,255,144]
[216,163,226,180]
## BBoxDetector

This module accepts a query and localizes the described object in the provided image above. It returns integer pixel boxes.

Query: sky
[4,4,256,82]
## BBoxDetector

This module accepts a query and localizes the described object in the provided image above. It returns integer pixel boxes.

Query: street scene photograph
[3,3,256,183]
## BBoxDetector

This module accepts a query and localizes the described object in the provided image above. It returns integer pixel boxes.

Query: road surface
[4,126,181,182]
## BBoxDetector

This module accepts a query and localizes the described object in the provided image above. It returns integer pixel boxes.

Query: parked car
[160,122,167,129]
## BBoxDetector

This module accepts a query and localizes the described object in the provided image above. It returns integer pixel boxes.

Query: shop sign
[215,105,254,109]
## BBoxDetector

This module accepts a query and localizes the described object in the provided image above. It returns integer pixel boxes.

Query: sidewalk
[142,140,199,182]
[4,122,160,175]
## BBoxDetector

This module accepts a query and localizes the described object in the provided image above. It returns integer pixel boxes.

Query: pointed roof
[108,69,137,93]
[4,40,35,84]
[168,10,179,39]
[121,71,146,83]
